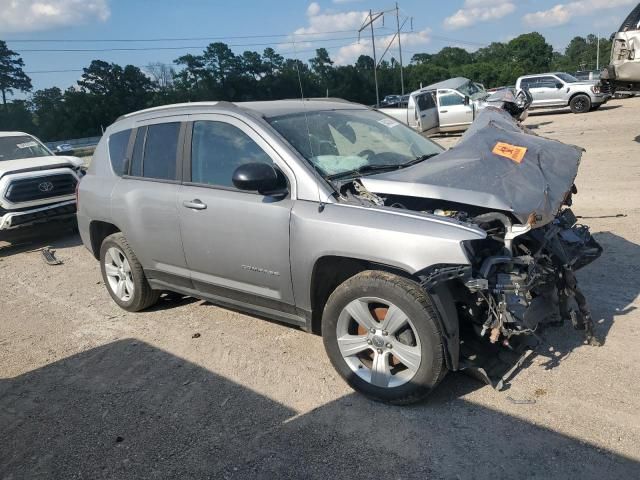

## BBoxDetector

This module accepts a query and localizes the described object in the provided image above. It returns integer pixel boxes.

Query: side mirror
[464,95,470,106]
[555,82,563,89]
[232,162,286,195]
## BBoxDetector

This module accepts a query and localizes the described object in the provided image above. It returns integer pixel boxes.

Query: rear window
[128,123,180,180]
[108,129,131,176]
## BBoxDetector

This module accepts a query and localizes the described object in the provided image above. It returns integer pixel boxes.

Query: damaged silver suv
[78,99,601,404]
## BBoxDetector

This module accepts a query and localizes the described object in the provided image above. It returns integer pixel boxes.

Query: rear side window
[128,122,180,180]
[108,129,131,176]
[190,121,272,188]
[143,123,180,180]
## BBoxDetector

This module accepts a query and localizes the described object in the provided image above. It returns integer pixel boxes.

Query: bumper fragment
[0,200,76,230]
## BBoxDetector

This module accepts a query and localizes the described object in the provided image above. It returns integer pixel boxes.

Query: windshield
[0,135,52,161]
[267,109,444,179]
[457,80,483,98]
[556,73,579,83]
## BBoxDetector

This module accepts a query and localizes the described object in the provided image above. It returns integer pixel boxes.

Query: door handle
[183,199,207,210]
[439,110,448,113]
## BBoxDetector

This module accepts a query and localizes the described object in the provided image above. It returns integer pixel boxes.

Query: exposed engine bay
[342,179,602,343]
[336,106,603,386]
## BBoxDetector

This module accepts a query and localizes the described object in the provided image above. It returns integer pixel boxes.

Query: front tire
[322,271,447,404]
[100,232,160,312]
[569,94,591,113]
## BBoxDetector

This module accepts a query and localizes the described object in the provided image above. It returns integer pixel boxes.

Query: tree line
[0,32,611,142]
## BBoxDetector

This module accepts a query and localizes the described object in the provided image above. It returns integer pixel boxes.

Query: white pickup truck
[377,77,489,134]
[0,131,84,236]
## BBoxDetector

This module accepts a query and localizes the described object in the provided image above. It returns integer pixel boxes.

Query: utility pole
[359,9,384,106]
[395,2,405,95]
[596,33,600,70]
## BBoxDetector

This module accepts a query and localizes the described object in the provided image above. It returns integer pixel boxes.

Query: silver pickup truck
[515,72,609,113]
[377,77,488,134]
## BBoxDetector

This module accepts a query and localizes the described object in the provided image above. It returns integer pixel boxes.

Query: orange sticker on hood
[492,142,527,163]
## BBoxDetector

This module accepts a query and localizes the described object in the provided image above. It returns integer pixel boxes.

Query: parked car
[54,143,75,155]
[380,94,402,106]
[515,72,609,113]
[78,99,600,404]
[574,70,601,81]
[0,132,84,236]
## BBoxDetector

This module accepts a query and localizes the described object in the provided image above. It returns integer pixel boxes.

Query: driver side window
[190,121,273,188]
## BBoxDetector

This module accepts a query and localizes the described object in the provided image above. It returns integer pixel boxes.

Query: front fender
[290,200,485,312]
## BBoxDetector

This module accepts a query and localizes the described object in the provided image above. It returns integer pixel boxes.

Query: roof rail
[305,97,354,104]
[115,100,241,121]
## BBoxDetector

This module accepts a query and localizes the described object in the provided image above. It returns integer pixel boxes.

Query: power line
[24,41,363,74]
[5,28,383,43]
[18,35,363,53]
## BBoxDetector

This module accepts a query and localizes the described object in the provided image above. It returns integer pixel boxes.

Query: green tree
[0,41,32,106]
[309,48,334,88]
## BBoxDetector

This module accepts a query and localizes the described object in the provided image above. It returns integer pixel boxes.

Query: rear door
[526,76,561,107]
[110,117,191,286]
[177,114,296,314]
[411,92,438,132]
[436,89,473,131]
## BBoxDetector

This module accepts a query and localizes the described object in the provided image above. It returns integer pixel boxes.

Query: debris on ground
[41,247,63,265]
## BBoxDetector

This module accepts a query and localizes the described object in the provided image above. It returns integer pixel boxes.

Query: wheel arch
[309,255,461,370]
[569,91,592,107]
[89,220,121,259]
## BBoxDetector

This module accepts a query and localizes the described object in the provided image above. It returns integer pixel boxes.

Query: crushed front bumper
[0,200,76,231]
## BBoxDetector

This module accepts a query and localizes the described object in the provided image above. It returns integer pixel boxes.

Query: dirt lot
[1,98,639,479]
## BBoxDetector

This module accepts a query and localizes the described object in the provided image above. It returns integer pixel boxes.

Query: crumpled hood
[0,155,84,178]
[361,107,583,226]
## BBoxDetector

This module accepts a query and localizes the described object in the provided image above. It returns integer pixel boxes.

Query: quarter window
[128,123,180,180]
[190,121,273,188]
[108,129,131,176]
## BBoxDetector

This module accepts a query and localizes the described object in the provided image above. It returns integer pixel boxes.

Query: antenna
[292,37,327,211]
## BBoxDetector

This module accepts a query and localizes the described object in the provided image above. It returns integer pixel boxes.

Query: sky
[0,0,637,95]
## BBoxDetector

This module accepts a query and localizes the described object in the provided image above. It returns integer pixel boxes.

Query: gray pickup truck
[78,99,601,404]
[515,72,609,113]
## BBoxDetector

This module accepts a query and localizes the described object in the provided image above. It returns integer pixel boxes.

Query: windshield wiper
[326,153,439,181]
[401,153,439,167]
[326,164,403,180]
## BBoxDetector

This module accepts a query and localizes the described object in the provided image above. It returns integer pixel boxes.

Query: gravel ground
[1,98,639,479]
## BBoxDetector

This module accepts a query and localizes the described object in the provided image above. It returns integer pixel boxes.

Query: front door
[411,92,438,132]
[177,115,296,313]
[437,89,474,131]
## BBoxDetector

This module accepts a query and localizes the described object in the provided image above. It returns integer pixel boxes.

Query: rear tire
[322,270,447,404]
[100,232,160,312]
[569,94,591,113]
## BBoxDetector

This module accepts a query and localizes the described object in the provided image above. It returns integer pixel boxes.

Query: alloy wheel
[104,246,135,302]
[336,297,422,388]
